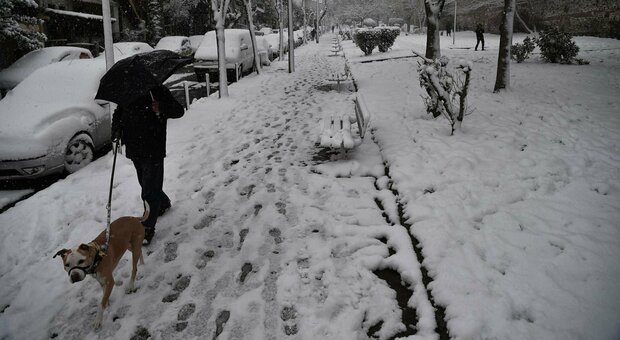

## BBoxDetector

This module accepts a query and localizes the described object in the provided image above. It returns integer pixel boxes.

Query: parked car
[0,59,111,180]
[97,42,153,61]
[0,46,92,98]
[189,35,205,54]
[66,42,104,57]
[255,36,273,64]
[264,33,288,58]
[194,29,254,83]
[154,36,192,56]
[259,27,273,35]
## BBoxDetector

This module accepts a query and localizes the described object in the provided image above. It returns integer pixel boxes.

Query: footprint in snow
[238,229,249,250]
[214,310,230,339]
[239,262,253,284]
[164,242,178,263]
[162,275,191,303]
[280,305,298,335]
[195,249,215,269]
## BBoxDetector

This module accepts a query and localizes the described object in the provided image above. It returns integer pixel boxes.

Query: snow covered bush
[511,36,536,63]
[353,28,379,55]
[377,27,400,53]
[415,53,472,135]
[537,26,580,64]
[353,27,400,55]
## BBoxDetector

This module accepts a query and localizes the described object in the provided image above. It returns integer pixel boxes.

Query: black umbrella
[95,50,192,107]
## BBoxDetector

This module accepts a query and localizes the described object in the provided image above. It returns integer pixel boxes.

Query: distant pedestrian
[311,28,316,40]
[475,23,485,51]
[446,24,452,37]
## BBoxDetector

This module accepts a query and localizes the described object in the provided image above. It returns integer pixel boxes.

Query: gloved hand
[112,127,122,143]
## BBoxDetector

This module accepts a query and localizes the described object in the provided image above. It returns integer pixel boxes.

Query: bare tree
[211,0,232,97]
[332,0,381,24]
[494,0,515,93]
[424,0,445,59]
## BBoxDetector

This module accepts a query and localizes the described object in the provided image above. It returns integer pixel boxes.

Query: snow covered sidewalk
[0,35,438,339]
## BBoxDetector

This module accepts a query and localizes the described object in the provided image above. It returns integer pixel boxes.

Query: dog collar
[86,242,106,274]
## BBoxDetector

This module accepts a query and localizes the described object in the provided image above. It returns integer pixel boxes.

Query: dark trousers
[475,36,485,50]
[132,158,170,230]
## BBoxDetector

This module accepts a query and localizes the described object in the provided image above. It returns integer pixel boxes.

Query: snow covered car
[154,36,193,56]
[193,29,254,83]
[0,46,92,98]
[189,35,205,54]
[97,42,154,61]
[256,36,273,64]
[264,32,288,58]
[0,59,111,180]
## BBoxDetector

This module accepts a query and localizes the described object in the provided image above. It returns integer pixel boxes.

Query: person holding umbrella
[97,50,191,245]
[111,85,183,245]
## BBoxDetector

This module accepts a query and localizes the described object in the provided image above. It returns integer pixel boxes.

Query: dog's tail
[140,200,150,223]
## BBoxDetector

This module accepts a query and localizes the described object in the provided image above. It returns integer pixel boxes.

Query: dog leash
[104,140,120,253]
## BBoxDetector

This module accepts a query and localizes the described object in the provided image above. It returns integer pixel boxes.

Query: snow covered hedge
[511,27,588,65]
[537,26,580,64]
[353,27,400,55]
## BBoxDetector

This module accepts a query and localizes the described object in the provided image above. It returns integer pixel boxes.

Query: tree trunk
[302,0,307,45]
[245,0,262,75]
[424,0,445,59]
[212,0,231,98]
[278,0,285,61]
[494,0,515,93]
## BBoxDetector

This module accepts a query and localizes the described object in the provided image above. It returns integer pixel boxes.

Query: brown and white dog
[54,215,145,329]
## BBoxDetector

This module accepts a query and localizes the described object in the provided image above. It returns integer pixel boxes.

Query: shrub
[353,27,400,55]
[377,27,400,52]
[416,54,472,135]
[353,28,379,55]
[537,26,580,64]
[511,36,536,63]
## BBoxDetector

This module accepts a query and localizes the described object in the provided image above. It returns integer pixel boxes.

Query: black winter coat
[112,85,184,160]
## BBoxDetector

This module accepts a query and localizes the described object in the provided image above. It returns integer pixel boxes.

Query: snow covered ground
[0,32,619,340]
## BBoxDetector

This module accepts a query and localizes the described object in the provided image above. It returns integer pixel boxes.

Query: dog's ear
[53,248,70,259]
[78,243,92,253]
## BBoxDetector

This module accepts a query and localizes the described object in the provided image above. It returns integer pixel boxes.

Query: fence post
[205,73,210,97]
[183,81,190,109]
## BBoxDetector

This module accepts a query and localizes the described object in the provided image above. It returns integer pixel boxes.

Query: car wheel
[64,133,94,174]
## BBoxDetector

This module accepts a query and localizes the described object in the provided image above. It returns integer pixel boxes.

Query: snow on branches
[413,50,472,135]
[0,0,45,52]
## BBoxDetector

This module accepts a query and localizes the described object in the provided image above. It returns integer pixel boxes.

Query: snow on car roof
[194,29,250,60]
[155,36,189,51]
[0,59,106,138]
[264,33,288,49]
[96,42,153,61]
[0,46,92,89]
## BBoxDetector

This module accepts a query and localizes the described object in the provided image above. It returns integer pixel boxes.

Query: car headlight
[21,165,46,175]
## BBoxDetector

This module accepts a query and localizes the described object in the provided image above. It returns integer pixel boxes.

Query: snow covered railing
[318,92,370,149]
